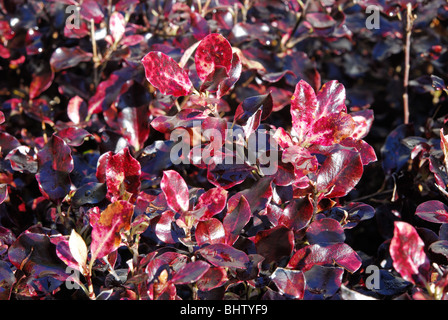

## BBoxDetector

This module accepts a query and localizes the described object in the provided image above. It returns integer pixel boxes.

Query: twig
[402,3,415,124]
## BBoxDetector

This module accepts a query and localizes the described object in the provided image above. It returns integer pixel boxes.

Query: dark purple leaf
[304,265,344,298]
[223,195,251,245]
[171,260,210,284]
[287,243,362,273]
[197,243,249,269]
[196,267,228,291]
[255,225,294,263]
[415,200,448,224]
[271,267,305,299]
[50,47,92,72]
[306,218,345,245]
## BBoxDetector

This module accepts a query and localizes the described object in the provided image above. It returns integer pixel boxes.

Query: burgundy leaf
[36,134,74,201]
[5,146,38,173]
[161,170,189,213]
[171,260,210,284]
[90,200,134,261]
[223,195,251,245]
[234,93,273,125]
[255,226,294,263]
[304,265,344,298]
[80,0,104,23]
[116,106,151,151]
[415,200,448,224]
[390,221,430,285]
[195,187,228,220]
[99,147,141,202]
[0,184,7,205]
[271,267,306,299]
[142,51,193,97]
[216,52,242,98]
[195,218,226,246]
[316,148,363,199]
[154,210,178,244]
[195,33,233,82]
[50,47,92,72]
[287,243,362,273]
[0,261,15,300]
[196,267,228,291]
[306,218,345,245]
[8,231,68,280]
[56,127,91,147]
[279,197,314,232]
[197,243,249,269]
[29,63,54,99]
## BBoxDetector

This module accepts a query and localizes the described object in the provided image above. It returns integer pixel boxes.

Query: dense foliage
[1,0,448,300]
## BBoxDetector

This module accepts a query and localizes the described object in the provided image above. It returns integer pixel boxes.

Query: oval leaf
[171,260,210,284]
[415,200,448,224]
[271,267,306,299]
[195,33,233,82]
[161,170,189,213]
[141,51,192,97]
[389,221,430,285]
[197,243,249,269]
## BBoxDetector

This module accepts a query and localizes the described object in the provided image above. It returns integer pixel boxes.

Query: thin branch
[402,3,415,124]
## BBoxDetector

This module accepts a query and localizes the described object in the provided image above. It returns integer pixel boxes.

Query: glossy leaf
[195,218,226,246]
[195,33,233,82]
[306,218,345,245]
[223,195,251,245]
[316,148,363,199]
[90,200,134,261]
[36,135,74,201]
[97,147,141,203]
[415,200,448,224]
[197,243,249,269]
[161,170,189,213]
[142,51,193,97]
[171,260,210,284]
[390,221,430,285]
[271,267,306,299]
[50,47,92,72]
[196,267,228,291]
[287,243,362,273]
[255,226,294,263]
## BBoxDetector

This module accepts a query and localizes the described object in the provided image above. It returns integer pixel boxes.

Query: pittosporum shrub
[0,0,448,301]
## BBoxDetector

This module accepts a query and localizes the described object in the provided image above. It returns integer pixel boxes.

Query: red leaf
[306,218,345,245]
[50,47,92,72]
[316,148,363,199]
[56,127,91,147]
[223,195,251,245]
[255,226,294,263]
[197,243,249,269]
[171,260,210,284]
[154,210,177,244]
[161,170,189,213]
[390,221,430,285]
[110,12,126,43]
[415,200,448,224]
[195,218,226,246]
[196,267,228,291]
[195,187,228,219]
[195,33,233,82]
[279,197,314,232]
[98,147,141,202]
[287,243,362,273]
[141,51,193,97]
[271,267,306,299]
[90,200,133,260]
[291,80,350,146]
[29,63,54,99]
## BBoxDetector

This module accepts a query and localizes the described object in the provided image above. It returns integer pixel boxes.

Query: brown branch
[403,3,415,124]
